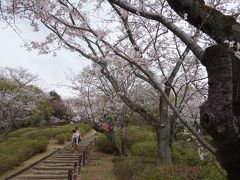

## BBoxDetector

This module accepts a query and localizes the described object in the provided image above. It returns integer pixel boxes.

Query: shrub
[78,123,92,136]
[55,134,66,144]
[138,161,226,180]
[0,138,47,175]
[175,132,191,141]
[135,165,200,180]
[125,126,155,149]
[113,156,156,180]
[197,159,227,180]
[8,127,37,137]
[27,139,48,155]
[0,155,19,174]
[113,148,204,180]
[134,165,165,180]
[171,142,201,166]
[130,141,157,158]
[20,123,90,141]
[95,135,113,153]
[165,165,199,179]
[22,129,53,139]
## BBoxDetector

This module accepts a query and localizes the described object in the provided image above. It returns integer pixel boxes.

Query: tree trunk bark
[200,45,240,180]
[169,114,177,147]
[158,95,172,164]
[120,118,128,156]
[106,129,121,156]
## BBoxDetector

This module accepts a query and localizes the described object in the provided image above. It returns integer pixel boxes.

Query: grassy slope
[0,139,64,179]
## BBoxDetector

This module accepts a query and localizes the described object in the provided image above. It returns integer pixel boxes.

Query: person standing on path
[75,126,81,145]
[71,129,78,155]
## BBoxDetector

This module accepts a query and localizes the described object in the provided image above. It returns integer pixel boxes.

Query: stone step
[29,170,69,174]
[51,154,80,157]
[33,166,73,170]
[60,148,87,152]
[43,160,78,163]
[50,154,78,156]
[14,178,61,180]
[48,158,79,161]
[58,150,86,153]
[41,163,75,167]
[51,155,80,158]
[16,174,68,179]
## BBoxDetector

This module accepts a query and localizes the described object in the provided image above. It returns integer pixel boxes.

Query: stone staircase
[7,134,96,180]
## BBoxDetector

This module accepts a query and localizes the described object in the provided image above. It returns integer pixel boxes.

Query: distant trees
[0,67,75,138]
[30,100,53,126]
[0,67,40,137]
[49,90,75,122]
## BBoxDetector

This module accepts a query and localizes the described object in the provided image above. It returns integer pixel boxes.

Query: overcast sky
[0,22,91,98]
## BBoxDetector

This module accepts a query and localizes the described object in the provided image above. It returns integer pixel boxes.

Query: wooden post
[86,146,88,163]
[68,169,73,180]
[78,155,82,174]
[74,162,78,179]
[83,151,86,167]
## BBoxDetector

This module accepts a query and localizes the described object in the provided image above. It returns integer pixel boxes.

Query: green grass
[130,141,157,158]
[171,141,201,166]
[0,138,48,174]
[95,135,115,153]
[113,156,157,180]
[125,126,155,148]
[55,134,67,144]
[0,122,91,175]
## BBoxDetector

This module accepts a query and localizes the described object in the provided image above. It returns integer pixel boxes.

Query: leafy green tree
[49,90,61,100]
[30,101,53,125]
[49,90,75,121]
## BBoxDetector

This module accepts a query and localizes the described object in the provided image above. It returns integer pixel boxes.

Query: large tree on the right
[167,0,240,179]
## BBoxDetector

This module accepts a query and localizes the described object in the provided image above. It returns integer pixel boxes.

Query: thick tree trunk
[106,129,121,156]
[200,45,240,180]
[169,114,177,147]
[156,125,172,164]
[158,95,172,164]
[120,118,128,156]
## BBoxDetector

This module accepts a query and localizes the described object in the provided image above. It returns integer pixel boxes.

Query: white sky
[0,22,91,98]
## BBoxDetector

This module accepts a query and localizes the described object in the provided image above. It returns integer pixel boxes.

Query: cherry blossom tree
[0,67,39,138]
[69,62,140,155]
[69,50,208,161]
